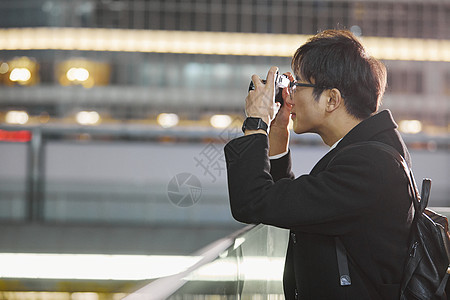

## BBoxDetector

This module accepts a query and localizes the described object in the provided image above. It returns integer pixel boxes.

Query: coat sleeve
[270,150,295,181]
[224,133,405,235]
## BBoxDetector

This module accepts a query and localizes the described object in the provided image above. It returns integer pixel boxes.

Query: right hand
[245,66,281,127]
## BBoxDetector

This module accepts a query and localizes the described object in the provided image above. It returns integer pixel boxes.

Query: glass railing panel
[237,225,288,298]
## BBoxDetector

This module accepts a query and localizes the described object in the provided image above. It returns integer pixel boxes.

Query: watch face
[247,118,259,129]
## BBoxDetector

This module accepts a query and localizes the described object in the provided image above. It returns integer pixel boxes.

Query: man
[224,30,413,299]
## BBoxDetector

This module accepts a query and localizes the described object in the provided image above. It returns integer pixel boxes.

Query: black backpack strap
[436,272,450,296]
[335,237,351,286]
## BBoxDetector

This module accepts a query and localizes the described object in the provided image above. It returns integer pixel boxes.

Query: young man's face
[286,79,327,135]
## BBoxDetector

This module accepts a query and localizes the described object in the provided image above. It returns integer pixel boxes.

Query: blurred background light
[0,253,201,280]
[399,120,423,134]
[157,113,179,128]
[9,67,32,82]
[3,56,39,86]
[76,111,101,125]
[350,25,362,37]
[187,256,285,282]
[39,112,51,124]
[0,292,127,300]
[210,115,232,129]
[57,58,110,88]
[5,110,29,125]
[0,252,285,282]
[0,62,10,74]
[66,67,90,82]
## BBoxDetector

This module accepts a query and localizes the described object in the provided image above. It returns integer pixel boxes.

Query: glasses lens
[289,82,297,96]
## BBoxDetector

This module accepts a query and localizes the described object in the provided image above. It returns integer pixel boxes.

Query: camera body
[248,73,290,105]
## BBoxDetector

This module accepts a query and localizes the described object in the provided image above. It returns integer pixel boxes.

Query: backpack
[334,141,450,299]
[395,157,450,299]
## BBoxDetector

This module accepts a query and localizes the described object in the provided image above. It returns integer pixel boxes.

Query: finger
[280,101,292,114]
[251,74,263,89]
[271,103,291,128]
[283,72,295,82]
[244,94,251,116]
[282,87,293,104]
[266,66,279,88]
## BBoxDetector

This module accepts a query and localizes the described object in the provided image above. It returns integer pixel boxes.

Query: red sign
[0,129,32,142]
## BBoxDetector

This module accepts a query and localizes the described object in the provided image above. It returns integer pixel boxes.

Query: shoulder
[331,142,401,165]
[328,142,407,184]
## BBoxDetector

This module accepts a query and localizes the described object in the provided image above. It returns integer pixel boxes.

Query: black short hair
[291,30,387,120]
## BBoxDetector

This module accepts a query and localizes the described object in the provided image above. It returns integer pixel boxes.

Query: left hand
[268,72,294,155]
[270,72,294,131]
[245,66,281,126]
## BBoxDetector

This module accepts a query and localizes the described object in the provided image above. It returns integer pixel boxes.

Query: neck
[319,112,362,147]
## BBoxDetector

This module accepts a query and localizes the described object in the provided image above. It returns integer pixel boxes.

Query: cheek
[293,95,305,108]
[295,97,311,113]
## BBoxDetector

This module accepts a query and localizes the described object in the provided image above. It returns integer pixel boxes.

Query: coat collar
[310,110,398,174]
[333,109,398,152]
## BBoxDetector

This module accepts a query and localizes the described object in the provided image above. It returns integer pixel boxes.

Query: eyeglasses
[289,82,318,89]
[288,81,318,96]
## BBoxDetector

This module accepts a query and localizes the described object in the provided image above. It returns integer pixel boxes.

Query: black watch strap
[242,117,268,133]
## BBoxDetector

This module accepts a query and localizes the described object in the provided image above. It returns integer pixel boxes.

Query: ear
[325,88,343,113]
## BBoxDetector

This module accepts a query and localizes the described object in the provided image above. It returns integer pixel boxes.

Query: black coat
[225,110,413,299]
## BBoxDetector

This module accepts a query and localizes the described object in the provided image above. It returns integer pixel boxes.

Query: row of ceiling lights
[3,110,239,129]
[3,110,425,134]
[1,28,449,62]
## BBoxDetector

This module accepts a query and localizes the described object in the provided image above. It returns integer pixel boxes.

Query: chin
[293,125,312,135]
[293,128,304,134]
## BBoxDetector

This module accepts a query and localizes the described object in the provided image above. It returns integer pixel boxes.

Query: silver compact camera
[248,73,290,105]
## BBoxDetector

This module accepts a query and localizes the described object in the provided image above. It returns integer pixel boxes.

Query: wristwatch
[241,117,268,133]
